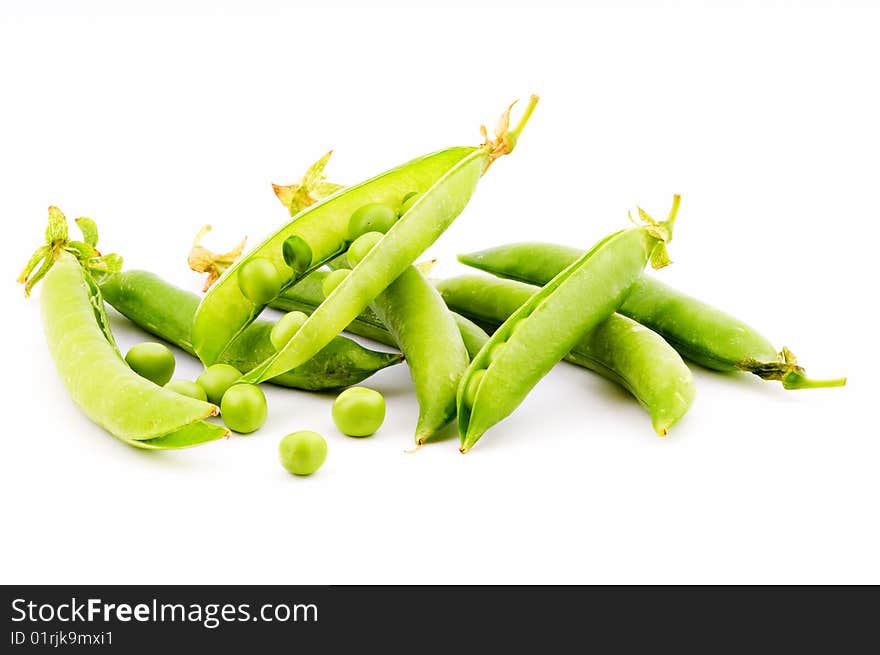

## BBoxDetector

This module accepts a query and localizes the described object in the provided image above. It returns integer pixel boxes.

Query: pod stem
[628,194,680,270]
[482,94,540,169]
[17,207,122,296]
[739,347,847,390]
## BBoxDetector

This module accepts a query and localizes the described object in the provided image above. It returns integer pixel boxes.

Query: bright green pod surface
[272,270,489,359]
[241,148,489,383]
[435,275,695,436]
[41,254,227,449]
[100,271,402,391]
[457,224,672,451]
[457,241,777,370]
[335,260,469,444]
[456,241,844,389]
[193,147,475,366]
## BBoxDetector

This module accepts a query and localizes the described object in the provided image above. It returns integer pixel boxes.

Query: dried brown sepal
[187,225,247,292]
[272,150,344,215]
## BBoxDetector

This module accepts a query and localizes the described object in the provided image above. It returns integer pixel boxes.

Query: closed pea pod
[193,96,537,367]
[457,197,679,451]
[435,274,695,436]
[240,96,538,384]
[458,242,845,389]
[19,209,227,449]
[99,270,403,391]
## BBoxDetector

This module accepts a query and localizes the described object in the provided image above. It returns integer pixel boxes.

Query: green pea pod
[100,270,403,391]
[40,253,227,449]
[271,270,490,360]
[435,275,695,436]
[193,96,537,367]
[270,268,397,347]
[458,242,845,390]
[457,198,679,451]
[240,96,539,384]
[193,147,469,365]
[333,260,468,445]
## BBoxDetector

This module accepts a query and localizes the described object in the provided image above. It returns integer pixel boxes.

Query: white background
[2,1,877,584]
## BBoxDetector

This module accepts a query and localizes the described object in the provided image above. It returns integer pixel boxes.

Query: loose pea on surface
[165,379,208,401]
[270,311,308,351]
[321,268,351,297]
[347,203,397,241]
[125,342,176,386]
[346,231,384,267]
[237,258,282,305]
[332,386,386,437]
[279,430,328,476]
[220,383,267,434]
[197,363,242,405]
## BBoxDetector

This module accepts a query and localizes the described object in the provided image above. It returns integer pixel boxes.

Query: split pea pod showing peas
[273,190,469,444]
[19,209,227,449]
[271,268,490,359]
[435,274,695,436]
[99,270,403,391]
[238,96,539,384]
[458,242,846,389]
[456,197,680,451]
[192,96,537,368]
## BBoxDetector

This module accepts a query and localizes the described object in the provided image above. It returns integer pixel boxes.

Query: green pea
[220,383,267,434]
[463,368,485,407]
[165,379,208,401]
[486,341,507,364]
[346,231,384,267]
[124,342,176,386]
[399,191,419,216]
[332,386,386,437]
[321,268,351,297]
[281,236,313,274]
[196,363,242,405]
[347,203,397,241]
[278,430,328,476]
[237,258,282,305]
[270,311,308,351]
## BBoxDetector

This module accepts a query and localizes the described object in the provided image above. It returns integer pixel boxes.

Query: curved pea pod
[40,253,227,449]
[456,198,679,451]
[193,147,469,365]
[332,259,469,445]
[458,242,845,390]
[240,96,539,384]
[100,270,402,391]
[435,275,695,436]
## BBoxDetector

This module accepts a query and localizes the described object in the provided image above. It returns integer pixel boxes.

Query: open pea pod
[20,210,227,449]
[193,149,470,365]
[238,96,539,383]
[43,257,227,449]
